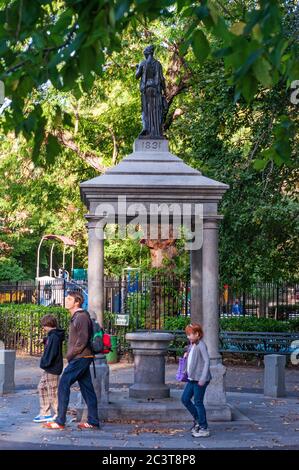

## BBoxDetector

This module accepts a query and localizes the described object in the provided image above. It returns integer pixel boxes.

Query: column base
[75,355,109,422]
[129,383,170,399]
[76,388,233,422]
[205,362,232,420]
[206,405,232,421]
[91,355,109,404]
[205,363,227,405]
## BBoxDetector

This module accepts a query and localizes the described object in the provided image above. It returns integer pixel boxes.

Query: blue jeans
[56,358,99,426]
[181,380,210,429]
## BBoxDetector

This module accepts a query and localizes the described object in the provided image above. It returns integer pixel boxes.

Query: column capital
[203,215,223,229]
[84,215,107,230]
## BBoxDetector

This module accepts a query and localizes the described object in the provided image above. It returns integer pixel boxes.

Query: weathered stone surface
[80,140,228,208]
[203,363,232,421]
[205,363,228,406]
[79,388,233,422]
[81,137,230,420]
[126,332,174,399]
[0,349,16,395]
[133,139,169,152]
[264,354,286,397]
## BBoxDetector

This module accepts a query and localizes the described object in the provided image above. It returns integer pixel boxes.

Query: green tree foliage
[0,0,298,168]
[170,52,298,285]
[0,257,26,281]
[0,4,298,284]
[0,134,94,279]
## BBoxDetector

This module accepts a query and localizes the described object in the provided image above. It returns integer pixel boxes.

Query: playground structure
[35,237,143,312]
[36,234,88,308]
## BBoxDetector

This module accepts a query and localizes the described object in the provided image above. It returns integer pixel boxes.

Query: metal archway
[36,234,76,279]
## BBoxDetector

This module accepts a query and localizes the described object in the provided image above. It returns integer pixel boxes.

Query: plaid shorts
[38,371,59,416]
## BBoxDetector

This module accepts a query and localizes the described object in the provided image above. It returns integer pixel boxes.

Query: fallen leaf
[129,427,184,436]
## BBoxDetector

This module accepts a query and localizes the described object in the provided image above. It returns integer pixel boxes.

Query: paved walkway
[14,356,299,394]
[0,356,298,450]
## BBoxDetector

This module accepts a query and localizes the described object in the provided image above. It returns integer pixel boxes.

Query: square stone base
[76,388,232,423]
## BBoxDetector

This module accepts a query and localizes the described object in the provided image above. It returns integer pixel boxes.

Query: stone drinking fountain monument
[79,45,231,421]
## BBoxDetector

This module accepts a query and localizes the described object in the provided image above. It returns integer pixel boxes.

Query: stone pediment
[80,140,229,210]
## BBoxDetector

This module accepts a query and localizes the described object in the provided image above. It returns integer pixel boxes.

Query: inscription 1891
[141,140,161,150]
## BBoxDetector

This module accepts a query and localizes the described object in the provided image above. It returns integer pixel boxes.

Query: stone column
[202,218,221,364]
[0,349,16,395]
[88,223,104,326]
[83,222,108,425]
[190,248,203,325]
[264,354,286,397]
[202,217,231,420]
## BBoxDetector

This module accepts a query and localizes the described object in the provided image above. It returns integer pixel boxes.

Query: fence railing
[0,278,298,323]
[219,282,299,320]
[105,273,190,330]
[0,306,69,355]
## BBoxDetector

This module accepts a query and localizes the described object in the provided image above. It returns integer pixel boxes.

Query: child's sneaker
[192,426,210,438]
[190,420,198,433]
[33,414,53,423]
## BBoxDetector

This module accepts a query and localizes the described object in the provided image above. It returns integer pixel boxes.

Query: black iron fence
[0,278,298,322]
[105,273,190,330]
[0,306,69,355]
[0,277,298,356]
[219,282,299,320]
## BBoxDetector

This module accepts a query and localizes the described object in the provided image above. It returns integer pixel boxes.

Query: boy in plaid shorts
[33,315,65,423]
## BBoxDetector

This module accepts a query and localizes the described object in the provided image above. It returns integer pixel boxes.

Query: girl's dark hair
[41,314,58,328]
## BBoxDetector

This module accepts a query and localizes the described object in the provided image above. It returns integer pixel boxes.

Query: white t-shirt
[187,344,196,381]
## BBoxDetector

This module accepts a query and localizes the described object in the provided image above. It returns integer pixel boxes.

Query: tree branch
[55,130,108,173]
[16,0,23,40]
[107,127,119,165]
[4,25,77,76]
[164,41,192,129]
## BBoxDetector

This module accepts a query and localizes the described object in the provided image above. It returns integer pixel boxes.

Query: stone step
[76,388,232,423]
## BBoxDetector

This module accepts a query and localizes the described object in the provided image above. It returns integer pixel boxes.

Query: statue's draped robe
[136,58,166,138]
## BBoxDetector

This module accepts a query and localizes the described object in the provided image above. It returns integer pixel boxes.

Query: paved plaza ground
[0,356,298,451]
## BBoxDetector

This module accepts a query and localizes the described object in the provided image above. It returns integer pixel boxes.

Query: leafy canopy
[0,1,298,167]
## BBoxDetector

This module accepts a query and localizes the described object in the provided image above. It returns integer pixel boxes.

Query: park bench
[130,330,299,361]
[166,330,188,361]
[219,331,299,355]
[167,330,299,360]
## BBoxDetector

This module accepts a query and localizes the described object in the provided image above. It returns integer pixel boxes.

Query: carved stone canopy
[80,139,228,228]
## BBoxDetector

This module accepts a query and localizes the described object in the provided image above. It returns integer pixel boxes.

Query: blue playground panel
[71,269,87,281]
[127,271,139,293]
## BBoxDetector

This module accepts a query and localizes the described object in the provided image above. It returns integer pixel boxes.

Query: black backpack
[89,317,105,354]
